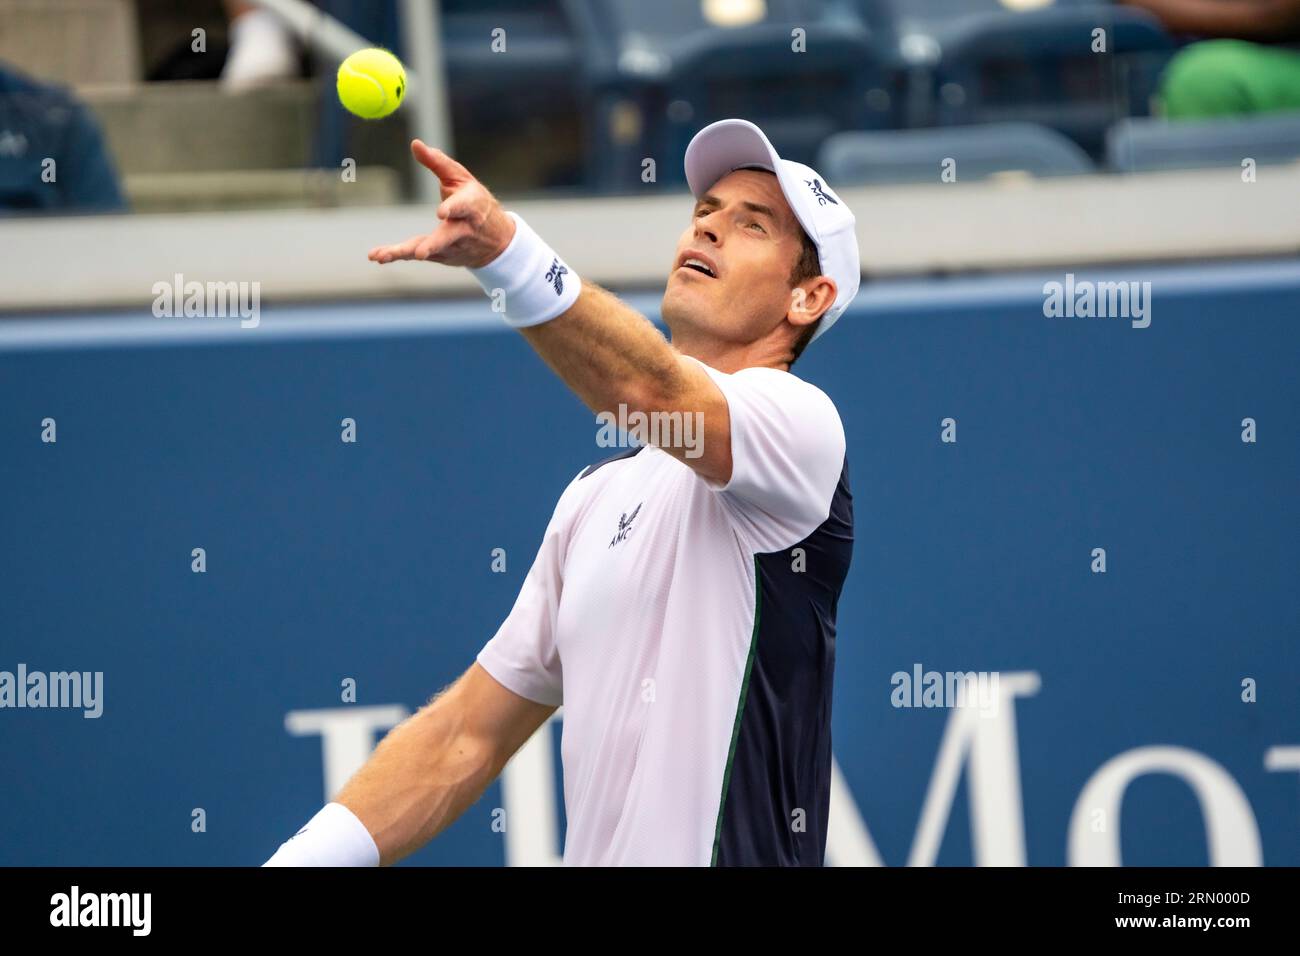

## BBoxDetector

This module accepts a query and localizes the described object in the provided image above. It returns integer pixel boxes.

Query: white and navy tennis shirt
[476,354,853,865]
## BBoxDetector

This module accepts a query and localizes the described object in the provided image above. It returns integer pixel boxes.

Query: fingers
[368,221,471,264]
[367,233,428,264]
[437,189,480,223]
[411,139,474,187]
[413,234,445,261]
[369,142,481,265]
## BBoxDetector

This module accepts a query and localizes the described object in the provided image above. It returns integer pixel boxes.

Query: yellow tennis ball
[337,48,406,119]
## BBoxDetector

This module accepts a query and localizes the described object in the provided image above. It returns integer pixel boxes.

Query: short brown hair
[788,226,823,366]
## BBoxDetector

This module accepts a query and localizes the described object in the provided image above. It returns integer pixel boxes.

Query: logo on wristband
[544,258,568,295]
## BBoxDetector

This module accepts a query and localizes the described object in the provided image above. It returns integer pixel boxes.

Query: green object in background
[1160,39,1300,119]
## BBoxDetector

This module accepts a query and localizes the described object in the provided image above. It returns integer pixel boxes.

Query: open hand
[368,140,516,269]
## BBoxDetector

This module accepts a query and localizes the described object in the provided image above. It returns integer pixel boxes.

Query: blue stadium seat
[938,7,1176,157]
[1107,111,1300,173]
[819,122,1096,184]
[859,2,1176,157]
[563,0,895,192]
[438,0,587,188]
[440,0,580,90]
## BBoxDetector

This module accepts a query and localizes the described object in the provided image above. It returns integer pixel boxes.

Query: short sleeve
[475,471,583,707]
[694,359,846,553]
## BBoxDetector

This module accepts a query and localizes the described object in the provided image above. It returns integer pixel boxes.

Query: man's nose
[693,213,721,244]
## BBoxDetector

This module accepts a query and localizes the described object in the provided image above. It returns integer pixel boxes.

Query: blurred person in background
[0,61,125,214]
[144,0,305,84]
[145,1,398,87]
[1124,0,1300,117]
[221,0,302,90]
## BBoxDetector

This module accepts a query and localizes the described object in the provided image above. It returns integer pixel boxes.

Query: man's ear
[788,276,837,329]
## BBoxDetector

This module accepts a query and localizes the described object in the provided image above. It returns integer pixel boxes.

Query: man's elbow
[629,354,697,416]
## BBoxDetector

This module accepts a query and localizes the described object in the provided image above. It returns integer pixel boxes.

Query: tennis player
[264,118,859,867]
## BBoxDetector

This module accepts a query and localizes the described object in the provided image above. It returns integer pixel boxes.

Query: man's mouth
[677,255,718,279]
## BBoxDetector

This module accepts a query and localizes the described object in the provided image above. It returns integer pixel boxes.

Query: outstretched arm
[264,662,554,866]
[368,140,734,485]
[1121,0,1300,40]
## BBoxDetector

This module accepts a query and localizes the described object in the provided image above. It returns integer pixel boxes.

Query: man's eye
[748,221,766,232]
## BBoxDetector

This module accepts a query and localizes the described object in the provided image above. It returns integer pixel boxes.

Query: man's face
[662,168,807,348]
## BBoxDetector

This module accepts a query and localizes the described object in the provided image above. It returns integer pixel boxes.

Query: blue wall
[1,259,1297,865]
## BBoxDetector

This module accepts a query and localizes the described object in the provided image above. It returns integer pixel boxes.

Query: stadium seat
[1107,111,1300,173]
[563,0,895,192]
[860,2,1176,158]
[436,0,587,189]
[440,0,580,92]
[819,122,1096,184]
[942,8,1176,157]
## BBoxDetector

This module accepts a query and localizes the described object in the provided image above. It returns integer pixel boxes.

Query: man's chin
[664,278,711,306]
[662,284,699,326]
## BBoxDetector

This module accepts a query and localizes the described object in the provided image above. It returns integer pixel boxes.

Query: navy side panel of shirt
[713,455,854,866]
[579,445,645,480]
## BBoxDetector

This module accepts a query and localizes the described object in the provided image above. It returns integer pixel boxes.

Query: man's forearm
[365,146,732,480]
[519,282,688,418]
[1124,0,1300,40]
[517,281,733,482]
[334,696,499,867]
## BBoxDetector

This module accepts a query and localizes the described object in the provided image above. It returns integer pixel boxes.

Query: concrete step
[82,79,319,175]
[0,0,140,87]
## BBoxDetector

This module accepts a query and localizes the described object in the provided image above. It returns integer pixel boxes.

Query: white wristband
[262,802,381,867]
[469,211,580,328]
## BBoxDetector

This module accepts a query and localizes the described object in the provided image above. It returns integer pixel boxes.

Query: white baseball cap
[683,118,861,344]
